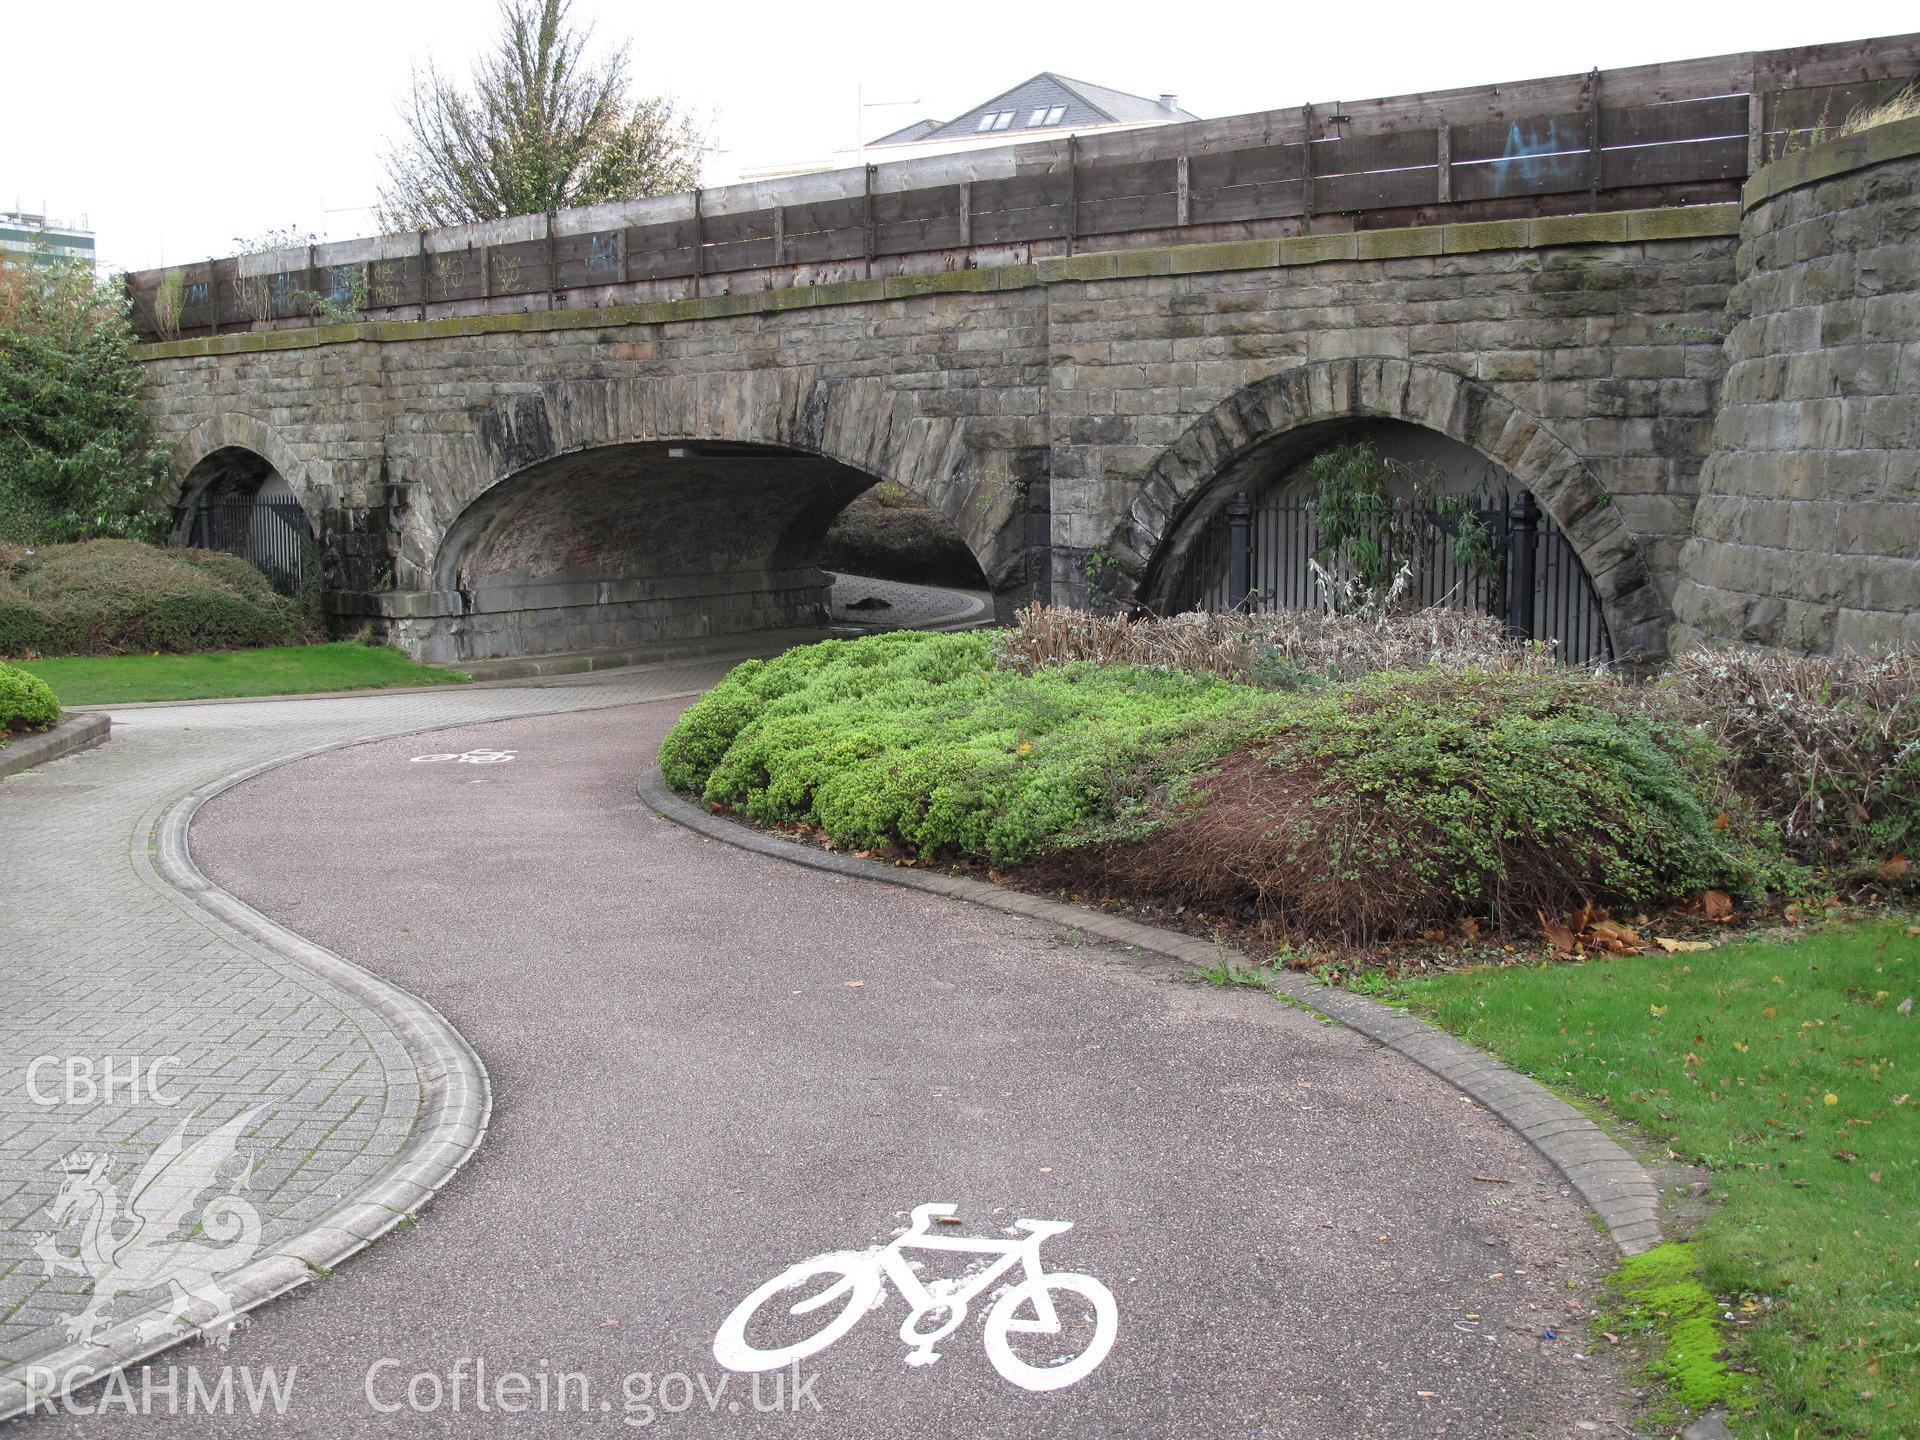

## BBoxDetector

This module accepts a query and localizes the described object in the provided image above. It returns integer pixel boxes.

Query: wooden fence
[128,33,1919,340]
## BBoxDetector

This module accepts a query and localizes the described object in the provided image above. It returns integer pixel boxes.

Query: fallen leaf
[1824,1093,1839,1106]
[1879,855,1912,880]
[1591,919,1645,953]
[1539,909,1578,955]
[1649,1004,1669,1018]
[1656,937,1713,953]
[1701,889,1735,921]
[1899,997,1914,1017]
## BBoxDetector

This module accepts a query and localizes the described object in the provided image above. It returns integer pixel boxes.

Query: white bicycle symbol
[409,748,516,764]
[713,1203,1117,1393]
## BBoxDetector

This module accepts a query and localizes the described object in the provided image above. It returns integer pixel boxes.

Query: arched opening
[1146,418,1614,664]
[172,446,315,597]
[424,440,990,664]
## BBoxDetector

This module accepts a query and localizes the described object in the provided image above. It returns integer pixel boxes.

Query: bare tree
[377,0,703,230]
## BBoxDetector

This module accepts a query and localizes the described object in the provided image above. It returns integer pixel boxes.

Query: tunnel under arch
[170,444,314,596]
[1117,359,1667,662]
[419,439,989,664]
[1146,418,1616,663]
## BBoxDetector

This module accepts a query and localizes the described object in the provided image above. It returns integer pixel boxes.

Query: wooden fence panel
[1601,94,1749,146]
[624,219,699,280]
[1189,178,1306,225]
[873,212,965,255]
[782,226,866,265]
[1601,135,1748,188]
[123,32,1920,338]
[553,230,621,290]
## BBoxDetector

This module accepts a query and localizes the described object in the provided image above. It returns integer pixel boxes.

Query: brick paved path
[0,661,740,1414]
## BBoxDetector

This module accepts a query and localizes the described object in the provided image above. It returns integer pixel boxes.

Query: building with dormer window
[737,74,1198,182]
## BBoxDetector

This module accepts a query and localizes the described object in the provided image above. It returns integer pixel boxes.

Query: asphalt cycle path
[24,699,1637,1438]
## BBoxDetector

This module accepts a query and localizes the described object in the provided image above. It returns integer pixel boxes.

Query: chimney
[1159,93,1179,113]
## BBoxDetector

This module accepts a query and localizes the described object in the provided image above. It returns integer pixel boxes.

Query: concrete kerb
[636,768,1666,1259]
[0,714,110,779]
[1,694,687,1421]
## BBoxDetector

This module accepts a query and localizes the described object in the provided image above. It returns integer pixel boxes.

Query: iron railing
[178,494,313,597]
[1170,485,1613,665]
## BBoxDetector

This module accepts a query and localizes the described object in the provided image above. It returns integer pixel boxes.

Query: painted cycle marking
[713,1203,1117,1393]
[409,748,517,764]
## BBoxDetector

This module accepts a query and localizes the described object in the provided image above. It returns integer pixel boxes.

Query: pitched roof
[869,72,1198,146]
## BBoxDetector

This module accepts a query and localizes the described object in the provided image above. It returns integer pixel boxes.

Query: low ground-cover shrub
[0,540,309,657]
[0,659,60,734]
[663,630,1272,865]
[663,631,1762,940]
[1074,670,1762,940]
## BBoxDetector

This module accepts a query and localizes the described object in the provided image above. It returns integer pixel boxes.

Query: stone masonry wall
[1044,227,1736,632]
[139,209,1755,663]
[1673,120,1920,653]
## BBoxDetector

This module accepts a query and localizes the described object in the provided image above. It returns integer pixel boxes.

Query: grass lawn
[17,642,471,706]
[1389,920,1919,1437]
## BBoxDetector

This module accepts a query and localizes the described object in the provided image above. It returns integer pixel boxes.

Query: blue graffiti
[268,271,299,309]
[185,281,209,306]
[1489,119,1583,195]
[588,233,618,274]
[328,264,360,305]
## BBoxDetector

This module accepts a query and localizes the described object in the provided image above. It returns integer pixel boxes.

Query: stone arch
[400,372,1030,598]
[1115,357,1666,661]
[168,412,318,519]
[394,372,1028,664]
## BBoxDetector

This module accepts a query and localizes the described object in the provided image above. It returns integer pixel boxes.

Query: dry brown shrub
[1665,647,1920,865]
[997,604,1560,686]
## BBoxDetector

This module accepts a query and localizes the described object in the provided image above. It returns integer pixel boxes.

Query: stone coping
[0,714,110,780]
[1742,113,1920,210]
[136,204,1739,362]
[637,769,1666,1258]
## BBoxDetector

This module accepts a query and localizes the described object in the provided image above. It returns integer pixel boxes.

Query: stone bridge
[131,39,1920,663]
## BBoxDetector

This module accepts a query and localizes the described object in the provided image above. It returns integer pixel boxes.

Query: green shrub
[0,660,60,732]
[663,634,1769,939]
[1097,670,1763,940]
[0,259,169,542]
[0,540,308,657]
[663,630,1273,865]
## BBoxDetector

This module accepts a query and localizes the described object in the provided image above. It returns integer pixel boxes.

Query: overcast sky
[10,0,1913,274]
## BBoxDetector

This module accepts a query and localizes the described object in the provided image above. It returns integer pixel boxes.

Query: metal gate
[177,493,314,598]
[1169,484,1613,665]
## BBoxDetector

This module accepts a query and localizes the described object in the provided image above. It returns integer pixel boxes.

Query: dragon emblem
[31,1107,266,1344]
